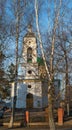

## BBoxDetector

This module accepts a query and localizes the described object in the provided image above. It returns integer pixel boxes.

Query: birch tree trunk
[35,0,61,130]
[9,0,20,128]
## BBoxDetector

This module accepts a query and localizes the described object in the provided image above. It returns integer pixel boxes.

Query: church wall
[16,82,27,108]
[25,63,39,79]
[33,81,42,108]
[13,80,42,108]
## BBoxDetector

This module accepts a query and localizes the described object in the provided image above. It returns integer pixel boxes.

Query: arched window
[27,47,32,63]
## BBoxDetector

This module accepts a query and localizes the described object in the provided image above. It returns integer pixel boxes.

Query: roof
[37,57,44,65]
[25,32,35,37]
[24,24,36,38]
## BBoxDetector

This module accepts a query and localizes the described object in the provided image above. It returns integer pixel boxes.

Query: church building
[11,26,65,109]
[11,26,48,109]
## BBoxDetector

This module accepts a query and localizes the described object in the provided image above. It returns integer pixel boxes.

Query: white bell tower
[23,25,37,63]
[15,25,42,108]
[22,25,38,79]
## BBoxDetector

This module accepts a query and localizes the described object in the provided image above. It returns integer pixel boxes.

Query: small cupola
[25,24,35,37]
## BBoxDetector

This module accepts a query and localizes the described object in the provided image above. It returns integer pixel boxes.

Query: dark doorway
[26,93,33,108]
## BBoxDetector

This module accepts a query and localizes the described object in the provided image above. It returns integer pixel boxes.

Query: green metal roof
[37,57,44,65]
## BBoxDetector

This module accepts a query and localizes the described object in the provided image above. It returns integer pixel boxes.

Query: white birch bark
[9,0,20,128]
[35,0,61,130]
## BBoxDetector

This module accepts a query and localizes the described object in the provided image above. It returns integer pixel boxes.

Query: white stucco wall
[16,82,27,108]
[11,81,42,108]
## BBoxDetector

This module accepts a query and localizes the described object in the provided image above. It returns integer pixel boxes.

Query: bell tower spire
[27,24,32,33]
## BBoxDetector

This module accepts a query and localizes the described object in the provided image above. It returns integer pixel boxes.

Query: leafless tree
[35,0,63,130]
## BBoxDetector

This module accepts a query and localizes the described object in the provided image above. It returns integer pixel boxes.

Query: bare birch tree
[9,0,23,127]
[35,0,62,130]
[8,0,35,127]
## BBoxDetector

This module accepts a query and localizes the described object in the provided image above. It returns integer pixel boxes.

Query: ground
[0,127,72,130]
[0,108,72,130]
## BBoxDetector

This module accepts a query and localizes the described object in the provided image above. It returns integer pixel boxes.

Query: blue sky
[2,0,72,72]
